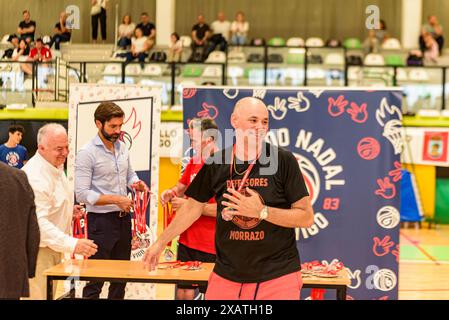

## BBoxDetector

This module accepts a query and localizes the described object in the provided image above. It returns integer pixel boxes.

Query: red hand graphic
[391,244,400,263]
[346,102,368,123]
[373,236,395,256]
[388,161,402,182]
[183,88,197,99]
[328,95,348,117]
[375,177,396,199]
[123,107,142,139]
[197,102,219,120]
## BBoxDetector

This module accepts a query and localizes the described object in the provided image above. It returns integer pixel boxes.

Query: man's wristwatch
[259,205,269,220]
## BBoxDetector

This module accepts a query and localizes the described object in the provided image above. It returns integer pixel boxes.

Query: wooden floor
[399,224,449,300]
[157,224,449,300]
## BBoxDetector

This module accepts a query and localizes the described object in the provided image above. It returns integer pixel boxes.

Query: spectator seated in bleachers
[2,35,19,59]
[190,14,211,62]
[17,9,36,45]
[167,32,182,62]
[206,11,231,57]
[363,19,388,54]
[117,14,135,50]
[48,12,72,50]
[420,15,444,55]
[124,27,149,69]
[29,38,52,63]
[422,32,439,64]
[231,11,249,46]
[12,39,32,75]
[29,38,53,88]
[136,12,156,51]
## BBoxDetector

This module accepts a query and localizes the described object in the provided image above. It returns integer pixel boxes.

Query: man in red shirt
[29,38,52,62]
[160,118,218,300]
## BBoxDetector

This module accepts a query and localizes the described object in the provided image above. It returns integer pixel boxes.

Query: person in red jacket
[29,38,52,62]
[160,118,218,300]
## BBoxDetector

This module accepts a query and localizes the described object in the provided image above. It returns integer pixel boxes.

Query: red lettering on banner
[323,198,340,210]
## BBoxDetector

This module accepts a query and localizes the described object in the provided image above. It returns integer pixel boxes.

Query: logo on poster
[265,128,346,240]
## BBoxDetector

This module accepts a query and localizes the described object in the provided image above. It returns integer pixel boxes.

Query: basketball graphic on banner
[358,137,381,160]
[183,87,401,300]
[294,154,320,206]
[373,269,397,292]
[377,206,400,229]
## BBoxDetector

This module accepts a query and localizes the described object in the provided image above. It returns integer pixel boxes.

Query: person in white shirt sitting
[167,32,183,62]
[423,32,439,64]
[125,27,149,69]
[22,123,98,300]
[231,11,249,46]
[117,14,135,49]
[206,11,231,57]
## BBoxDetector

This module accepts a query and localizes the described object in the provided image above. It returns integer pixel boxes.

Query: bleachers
[1,36,449,112]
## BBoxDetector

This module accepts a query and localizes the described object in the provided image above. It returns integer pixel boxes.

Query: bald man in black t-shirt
[143,97,314,300]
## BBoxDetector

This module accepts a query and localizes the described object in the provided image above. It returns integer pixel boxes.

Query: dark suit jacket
[0,162,40,299]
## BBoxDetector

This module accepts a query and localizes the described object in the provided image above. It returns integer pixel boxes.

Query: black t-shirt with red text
[185,143,309,283]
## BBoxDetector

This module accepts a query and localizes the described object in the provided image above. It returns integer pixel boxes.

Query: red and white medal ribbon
[301,260,345,277]
[72,213,88,259]
[158,260,202,271]
[131,183,152,250]
[162,189,177,260]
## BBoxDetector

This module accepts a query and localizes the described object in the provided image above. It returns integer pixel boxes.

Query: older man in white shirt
[206,11,231,59]
[211,11,231,42]
[22,123,98,300]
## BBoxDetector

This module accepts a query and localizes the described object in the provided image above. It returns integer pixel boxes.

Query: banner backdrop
[68,84,161,299]
[182,86,402,300]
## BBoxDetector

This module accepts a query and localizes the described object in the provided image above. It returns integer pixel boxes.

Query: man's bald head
[232,97,268,121]
[231,97,269,151]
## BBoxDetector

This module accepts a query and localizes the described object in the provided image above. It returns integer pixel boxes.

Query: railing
[66,60,227,106]
[1,44,449,113]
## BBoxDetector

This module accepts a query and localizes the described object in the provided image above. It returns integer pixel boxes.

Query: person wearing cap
[2,35,19,59]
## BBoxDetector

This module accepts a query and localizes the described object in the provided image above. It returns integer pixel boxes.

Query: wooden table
[301,270,351,300]
[44,259,350,300]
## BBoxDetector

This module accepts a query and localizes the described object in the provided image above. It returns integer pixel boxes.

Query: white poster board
[67,84,161,299]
